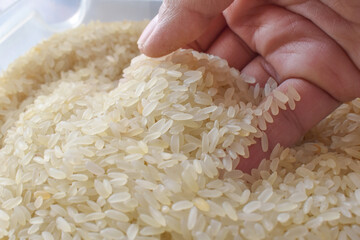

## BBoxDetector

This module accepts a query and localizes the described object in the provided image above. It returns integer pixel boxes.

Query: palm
[140,0,360,172]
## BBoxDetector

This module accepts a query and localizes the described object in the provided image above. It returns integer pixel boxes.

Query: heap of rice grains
[0,22,359,240]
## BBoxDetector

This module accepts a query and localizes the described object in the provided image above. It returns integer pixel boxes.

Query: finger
[225,3,360,102]
[206,27,257,69]
[184,15,227,52]
[237,78,340,173]
[138,0,233,57]
[192,14,227,52]
[270,0,360,70]
[137,15,158,48]
[241,56,272,87]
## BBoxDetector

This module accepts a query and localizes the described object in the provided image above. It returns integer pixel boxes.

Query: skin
[138,0,360,173]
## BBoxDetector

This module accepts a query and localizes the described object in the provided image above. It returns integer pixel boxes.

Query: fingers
[222,2,359,172]
[224,3,360,102]
[241,56,273,87]
[237,78,340,173]
[184,15,227,52]
[138,0,233,57]
[271,0,360,70]
[206,28,257,69]
[191,14,228,52]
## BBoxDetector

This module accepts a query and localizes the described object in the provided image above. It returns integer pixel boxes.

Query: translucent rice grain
[48,168,67,180]
[172,201,194,211]
[270,101,279,116]
[258,116,267,131]
[303,197,313,214]
[139,214,161,228]
[264,96,273,111]
[253,83,260,99]
[187,207,198,230]
[193,198,210,212]
[104,210,129,222]
[222,134,235,149]
[222,156,233,172]
[319,211,340,221]
[258,188,273,203]
[94,180,111,199]
[239,190,251,204]
[107,192,131,203]
[34,197,43,209]
[86,161,105,176]
[149,206,166,227]
[0,210,10,221]
[277,213,290,223]
[208,128,219,153]
[27,224,40,235]
[305,217,323,229]
[275,202,298,212]
[288,97,296,110]
[261,133,269,152]
[170,135,180,154]
[100,228,124,238]
[289,192,308,203]
[287,85,301,101]
[2,197,22,210]
[284,225,308,238]
[56,217,72,233]
[136,179,157,190]
[263,111,273,123]
[142,101,158,117]
[184,71,202,85]
[140,226,164,236]
[273,89,289,103]
[227,106,236,118]
[243,201,261,214]
[223,201,238,221]
[167,70,182,78]
[170,113,193,121]
[42,232,54,240]
[198,189,222,198]
[241,73,256,84]
[70,174,89,181]
[238,213,263,222]
[85,212,105,221]
[127,224,139,240]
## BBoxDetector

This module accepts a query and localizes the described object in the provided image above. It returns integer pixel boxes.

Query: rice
[0,21,359,239]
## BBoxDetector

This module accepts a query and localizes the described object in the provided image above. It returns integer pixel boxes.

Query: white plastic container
[0,0,161,71]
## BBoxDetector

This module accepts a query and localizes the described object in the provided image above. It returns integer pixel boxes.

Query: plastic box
[0,0,161,71]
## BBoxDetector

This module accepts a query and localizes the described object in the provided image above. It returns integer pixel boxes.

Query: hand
[138,0,360,173]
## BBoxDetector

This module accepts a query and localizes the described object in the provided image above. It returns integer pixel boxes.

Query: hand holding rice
[0,22,359,239]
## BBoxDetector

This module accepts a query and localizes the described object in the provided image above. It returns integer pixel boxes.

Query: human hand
[138,0,360,173]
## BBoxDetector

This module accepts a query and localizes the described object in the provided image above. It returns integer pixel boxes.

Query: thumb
[138,0,233,57]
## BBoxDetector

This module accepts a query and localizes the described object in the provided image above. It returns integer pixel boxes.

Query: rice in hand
[0,21,359,240]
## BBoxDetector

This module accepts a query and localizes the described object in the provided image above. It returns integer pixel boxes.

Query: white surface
[0,0,18,11]
[0,0,161,72]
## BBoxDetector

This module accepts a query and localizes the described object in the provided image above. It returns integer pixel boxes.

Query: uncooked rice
[0,21,359,239]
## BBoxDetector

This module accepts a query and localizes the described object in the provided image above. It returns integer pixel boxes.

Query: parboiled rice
[0,21,359,239]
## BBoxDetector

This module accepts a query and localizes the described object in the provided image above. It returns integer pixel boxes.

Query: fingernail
[138,15,158,51]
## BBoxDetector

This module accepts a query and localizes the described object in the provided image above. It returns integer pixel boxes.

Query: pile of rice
[0,21,359,240]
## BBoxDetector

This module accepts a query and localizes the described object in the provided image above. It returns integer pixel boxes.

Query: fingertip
[237,143,267,174]
[139,24,182,58]
[138,16,158,54]
[139,40,176,58]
